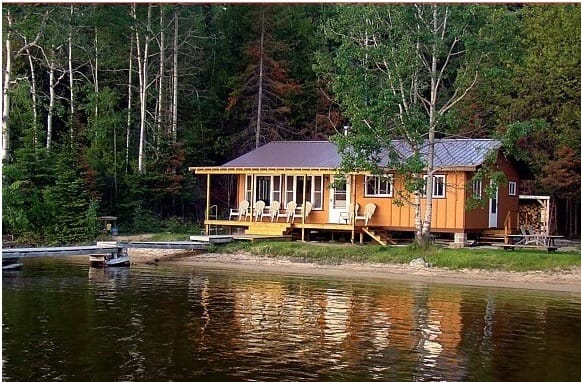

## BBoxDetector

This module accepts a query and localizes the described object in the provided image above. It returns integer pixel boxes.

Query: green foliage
[3,3,580,242]
[219,241,581,272]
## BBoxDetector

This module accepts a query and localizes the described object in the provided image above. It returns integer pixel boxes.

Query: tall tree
[318,5,494,243]
[225,6,301,153]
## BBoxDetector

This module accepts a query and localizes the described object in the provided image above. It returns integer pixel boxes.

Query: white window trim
[283,175,324,210]
[423,174,446,198]
[364,175,393,197]
[508,181,517,196]
[472,178,482,199]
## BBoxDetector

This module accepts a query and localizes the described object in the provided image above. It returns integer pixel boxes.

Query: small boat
[90,248,130,268]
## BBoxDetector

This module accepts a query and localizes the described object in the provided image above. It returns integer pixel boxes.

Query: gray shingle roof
[221,139,502,170]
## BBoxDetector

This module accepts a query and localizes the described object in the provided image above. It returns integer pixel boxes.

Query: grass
[215,240,581,273]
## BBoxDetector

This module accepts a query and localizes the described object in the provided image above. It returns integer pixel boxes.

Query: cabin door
[488,185,498,228]
[329,175,351,224]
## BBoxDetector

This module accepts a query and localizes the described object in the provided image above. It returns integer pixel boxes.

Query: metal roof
[192,139,502,173]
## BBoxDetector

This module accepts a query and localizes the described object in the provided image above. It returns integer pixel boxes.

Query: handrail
[209,204,218,220]
[504,210,513,244]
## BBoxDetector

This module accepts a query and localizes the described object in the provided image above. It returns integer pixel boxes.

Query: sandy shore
[127,248,581,294]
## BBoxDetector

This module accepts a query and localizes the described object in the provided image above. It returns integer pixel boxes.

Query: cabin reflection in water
[184,276,468,379]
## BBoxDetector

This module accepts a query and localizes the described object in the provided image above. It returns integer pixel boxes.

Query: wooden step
[362,227,397,246]
[244,222,291,236]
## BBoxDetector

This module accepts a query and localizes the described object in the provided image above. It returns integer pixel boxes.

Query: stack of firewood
[518,202,546,233]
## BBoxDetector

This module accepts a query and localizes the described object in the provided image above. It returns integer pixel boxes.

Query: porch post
[205,173,211,235]
[351,174,355,244]
[301,174,307,241]
[250,174,255,222]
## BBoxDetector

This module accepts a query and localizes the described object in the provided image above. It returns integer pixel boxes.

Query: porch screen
[284,175,323,209]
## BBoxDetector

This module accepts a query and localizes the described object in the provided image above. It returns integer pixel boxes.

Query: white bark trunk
[171,9,178,143]
[94,30,99,121]
[156,6,165,145]
[2,14,12,161]
[47,59,56,150]
[126,18,134,174]
[68,5,75,142]
[26,48,39,149]
[137,5,152,174]
[255,9,265,149]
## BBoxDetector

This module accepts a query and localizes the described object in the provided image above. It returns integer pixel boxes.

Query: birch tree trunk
[2,11,13,161]
[26,48,39,149]
[46,57,56,150]
[68,4,75,143]
[93,30,99,121]
[126,21,134,174]
[155,6,165,145]
[255,9,265,149]
[136,4,152,174]
[171,8,178,143]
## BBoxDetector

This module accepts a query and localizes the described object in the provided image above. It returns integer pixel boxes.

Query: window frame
[283,175,324,210]
[364,175,393,197]
[423,174,446,198]
[508,181,517,196]
[472,178,483,199]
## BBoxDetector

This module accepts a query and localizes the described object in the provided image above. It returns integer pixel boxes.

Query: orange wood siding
[229,151,521,232]
[354,172,467,231]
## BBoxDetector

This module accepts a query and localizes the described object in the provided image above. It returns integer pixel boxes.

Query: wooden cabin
[190,139,524,246]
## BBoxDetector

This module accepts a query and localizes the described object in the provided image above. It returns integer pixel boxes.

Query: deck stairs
[244,222,292,236]
[478,229,509,245]
[362,227,397,246]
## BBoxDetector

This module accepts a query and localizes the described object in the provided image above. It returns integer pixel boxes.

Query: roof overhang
[190,167,335,175]
[190,165,478,175]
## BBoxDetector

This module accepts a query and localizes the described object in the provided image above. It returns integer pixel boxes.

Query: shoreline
[127,248,581,294]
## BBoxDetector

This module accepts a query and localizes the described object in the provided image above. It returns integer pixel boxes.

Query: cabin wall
[464,153,520,231]
[230,153,520,233]
[353,172,467,232]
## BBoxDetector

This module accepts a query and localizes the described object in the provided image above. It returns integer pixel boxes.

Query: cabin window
[423,175,446,198]
[256,176,271,204]
[433,175,446,198]
[472,178,482,199]
[285,175,296,206]
[365,175,393,197]
[508,181,517,196]
[312,176,323,209]
[284,175,323,210]
[247,175,282,205]
[245,175,253,202]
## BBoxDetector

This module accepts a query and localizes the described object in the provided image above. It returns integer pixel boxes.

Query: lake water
[3,258,581,381]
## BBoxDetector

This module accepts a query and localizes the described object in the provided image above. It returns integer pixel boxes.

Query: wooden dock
[1,237,233,261]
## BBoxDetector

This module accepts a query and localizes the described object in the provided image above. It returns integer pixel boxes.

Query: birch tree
[319,5,490,243]
[2,7,47,161]
[134,4,153,174]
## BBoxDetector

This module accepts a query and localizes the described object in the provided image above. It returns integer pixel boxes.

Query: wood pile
[518,201,547,233]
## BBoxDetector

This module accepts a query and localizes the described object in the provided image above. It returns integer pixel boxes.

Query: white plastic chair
[354,202,376,225]
[253,200,266,221]
[278,201,297,223]
[229,200,249,221]
[262,200,281,222]
[292,201,312,223]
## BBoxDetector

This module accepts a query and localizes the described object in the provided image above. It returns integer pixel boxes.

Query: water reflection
[3,259,581,381]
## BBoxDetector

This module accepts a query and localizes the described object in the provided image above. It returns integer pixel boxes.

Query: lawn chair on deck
[355,203,377,226]
[229,200,250,221]
[253,200,266,221]
[292,201,312,223]
[278,201,297,223]
[262,200,280,222]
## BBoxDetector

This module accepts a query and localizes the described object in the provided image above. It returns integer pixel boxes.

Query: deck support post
[205,174,211,235]
[351,174,356,244]
[454,232,467,248]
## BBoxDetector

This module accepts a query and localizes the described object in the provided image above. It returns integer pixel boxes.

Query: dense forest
[2,4,579,244]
